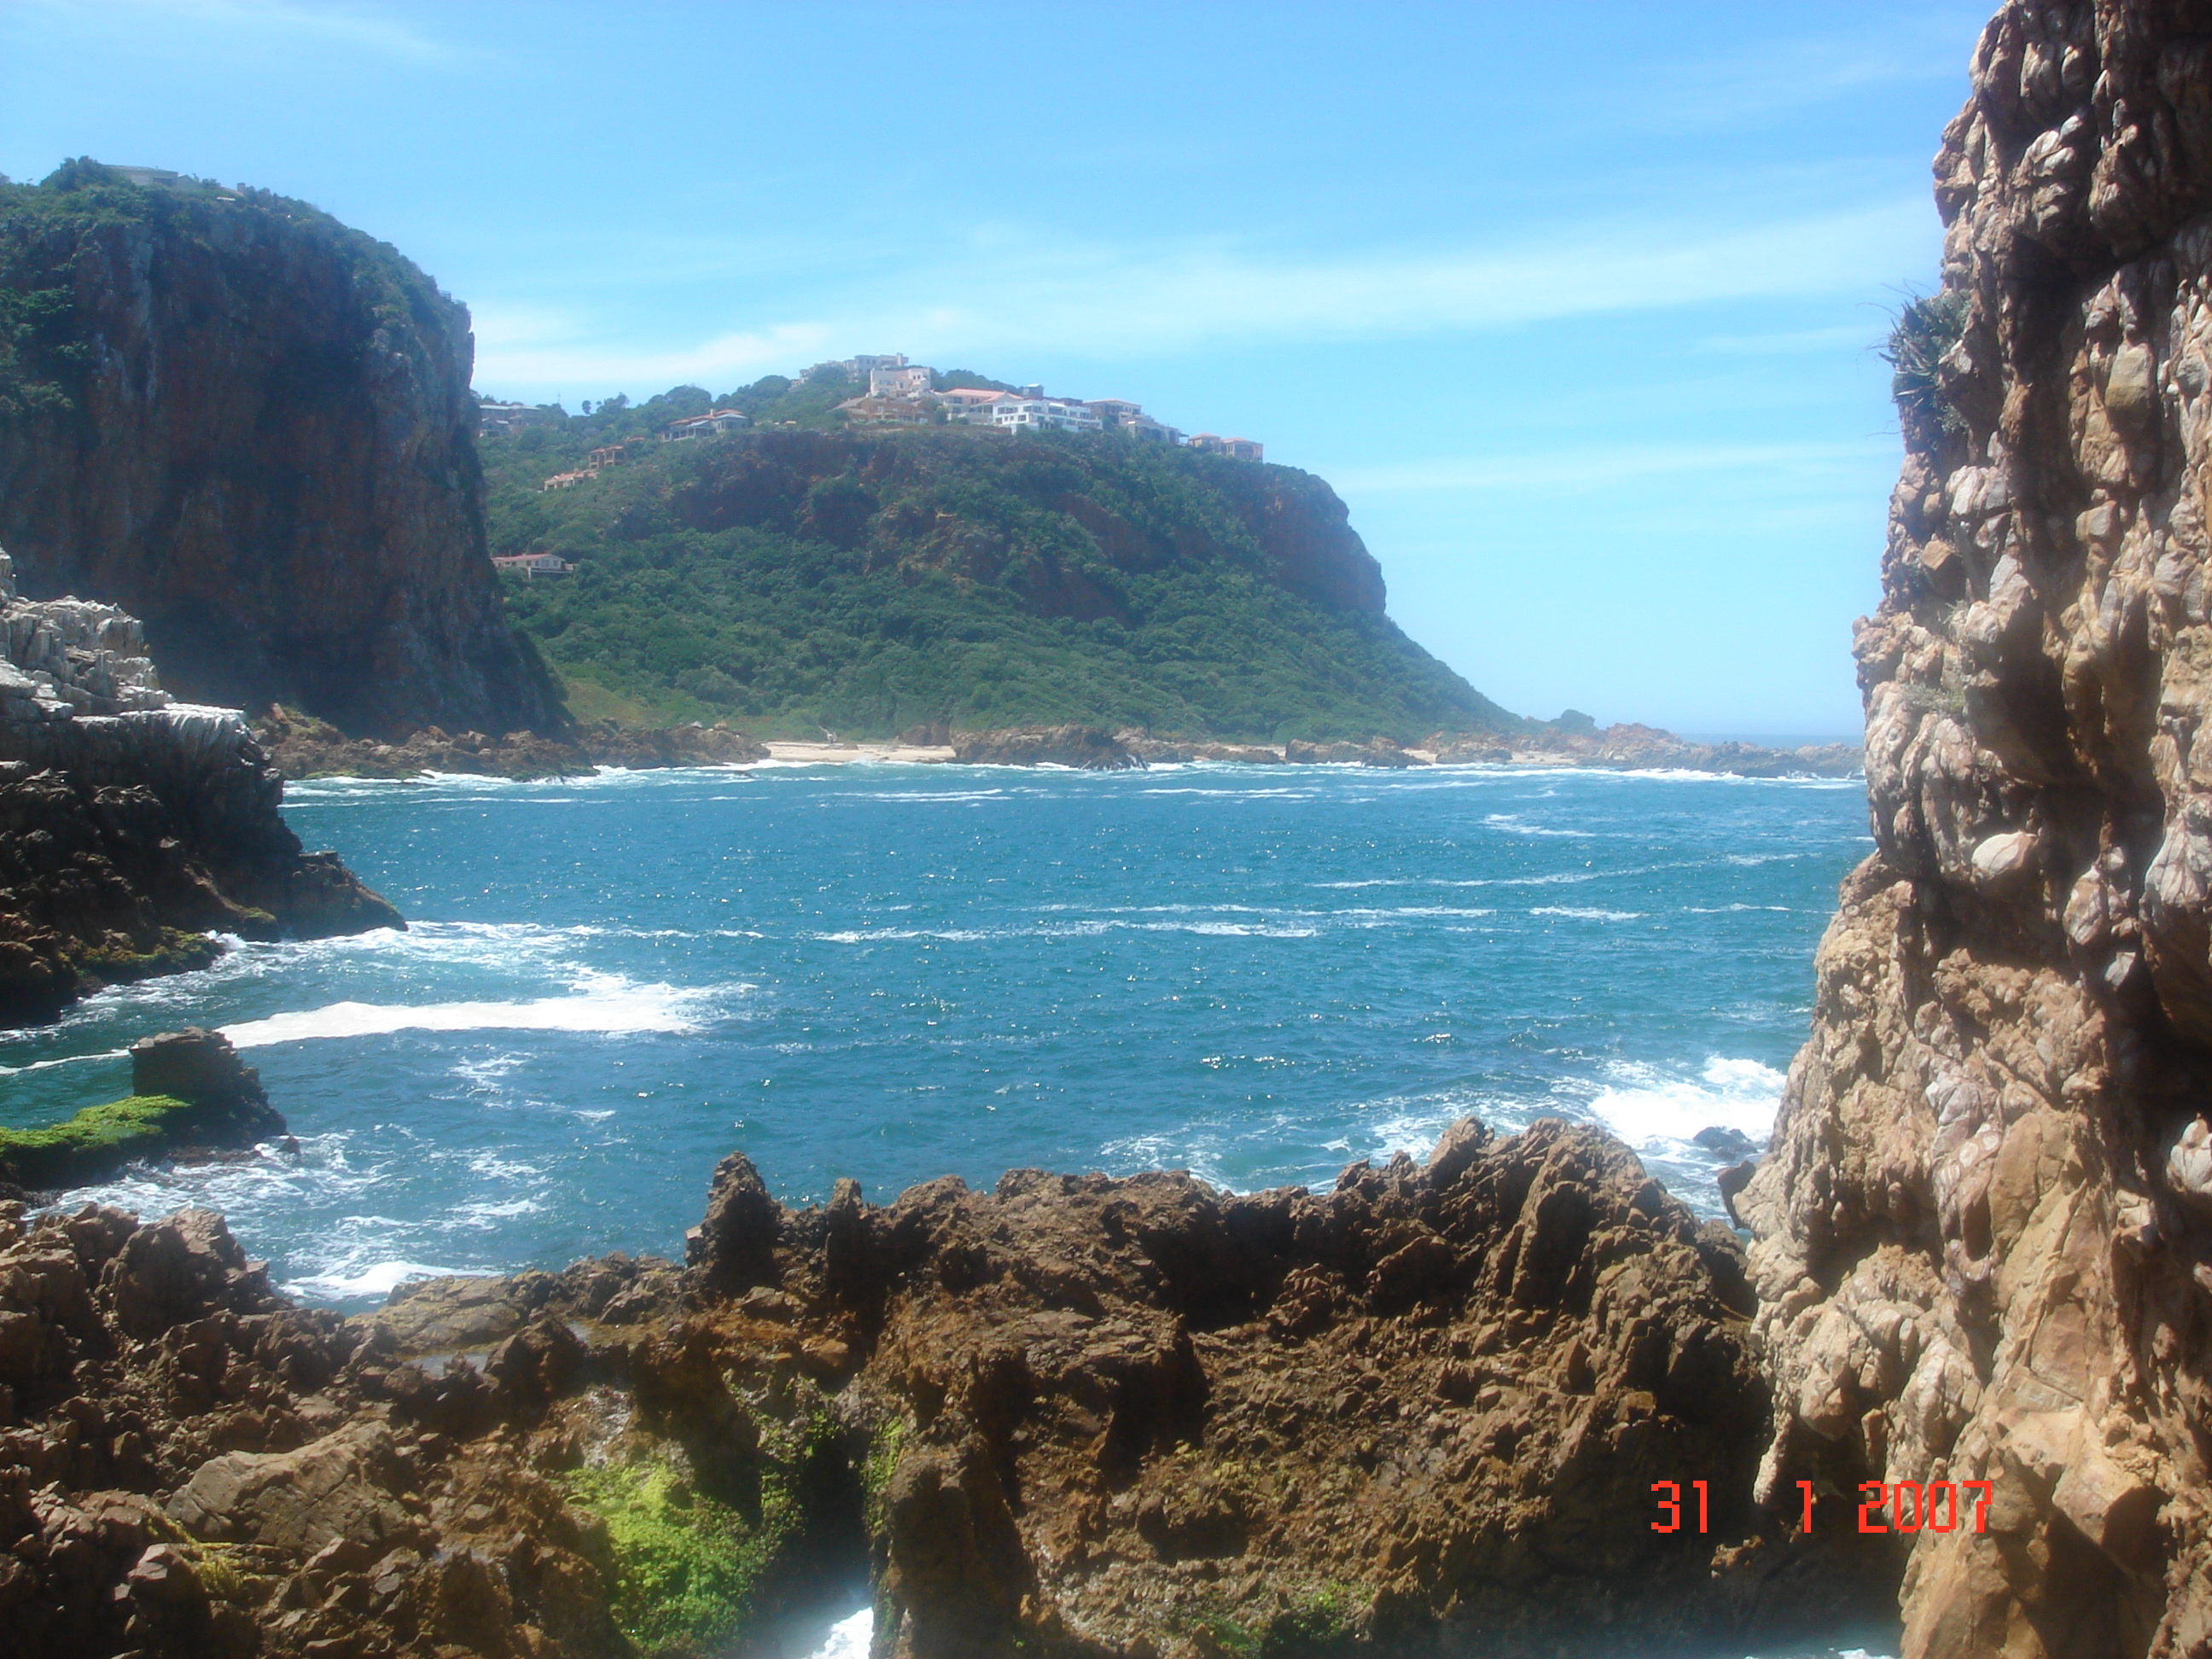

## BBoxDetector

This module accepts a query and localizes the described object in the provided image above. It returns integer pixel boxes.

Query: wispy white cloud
[470,198,1936,394]
[1330,439,1894,496]
[20,0,451,61]
[469,311,834,397]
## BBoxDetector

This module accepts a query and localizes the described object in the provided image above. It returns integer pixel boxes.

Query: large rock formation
[0,556,400,1022]
[253,705,767,780]
[0,1121,1893,1659]
[0,162,562,737]
[1739,5,2212,1653]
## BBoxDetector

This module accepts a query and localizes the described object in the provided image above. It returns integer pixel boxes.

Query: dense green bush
[1883,290,1969,436]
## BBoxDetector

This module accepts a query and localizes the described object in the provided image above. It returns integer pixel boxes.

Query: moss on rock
[562,1454,797,1654]
[0,1093,196,1188]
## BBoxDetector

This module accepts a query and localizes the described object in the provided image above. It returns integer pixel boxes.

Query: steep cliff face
[0,163,562,737]
[1741,6,2212,1654]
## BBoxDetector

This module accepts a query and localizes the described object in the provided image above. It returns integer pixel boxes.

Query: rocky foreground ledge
[0,1120,1895,1659]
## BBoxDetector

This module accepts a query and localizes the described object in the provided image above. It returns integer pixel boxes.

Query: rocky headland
[0,162,562,738]
[0,556,398,1022]
[1735,3,2212,1653]
[0,1116,1895,1659]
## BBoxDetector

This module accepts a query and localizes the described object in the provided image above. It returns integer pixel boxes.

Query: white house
[869,364,934,399]
[990,397,1102,434]
[492,552,573,577]
[658,410,750,441]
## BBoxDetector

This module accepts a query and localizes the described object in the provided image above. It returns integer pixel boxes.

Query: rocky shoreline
[261,715,1861,783]
[0,561,399,1023]
[0,1114,1897,1659]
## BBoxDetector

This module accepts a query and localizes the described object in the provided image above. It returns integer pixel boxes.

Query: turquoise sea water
[0,759,1869,1302]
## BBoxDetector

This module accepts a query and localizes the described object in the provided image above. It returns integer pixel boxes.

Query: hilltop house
[492,551,572,577]
[869,363,934,399]
[540,470,591,491]
[658,410,749,441]
[1187,433,1264,462]
[935,388,1014,422]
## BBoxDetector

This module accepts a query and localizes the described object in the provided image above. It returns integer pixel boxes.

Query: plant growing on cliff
[1883,290,1969,436]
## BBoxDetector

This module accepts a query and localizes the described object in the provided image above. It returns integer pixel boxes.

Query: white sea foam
[1585,1056,1783,1151]
[803,1608,872,1659]
[0,1046,129,1076]
[219,978,708,1047]
[286,1259,473,1301]
[1531,905,1644,921]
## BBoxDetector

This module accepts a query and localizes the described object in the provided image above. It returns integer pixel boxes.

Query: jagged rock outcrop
[2,1121,1893,1659]
[0,558,400,1021]
[949,725,1144,770]
[0,162,563,736]
[254,705,766,780]
[1740,6,2212,1653]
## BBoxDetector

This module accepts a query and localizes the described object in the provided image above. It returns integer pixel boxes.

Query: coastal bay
[0,760,1866,1305]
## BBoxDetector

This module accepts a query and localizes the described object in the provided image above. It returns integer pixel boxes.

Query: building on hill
[540,470,592,491]
[1087,399,1184,445]
[835,396,935,427]
[869,364,933,399]
[1187,433,1264,462]
[847,353,906,381]
[991,397,1102,434]
[492,552,572,578]
[936,387,1016,424]
[477,400,562,436]
[658,410,749,442]
[587,445,626,469]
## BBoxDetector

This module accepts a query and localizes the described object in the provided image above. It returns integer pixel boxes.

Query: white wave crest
[285,1258,471,1301]
[221,979,707,1048]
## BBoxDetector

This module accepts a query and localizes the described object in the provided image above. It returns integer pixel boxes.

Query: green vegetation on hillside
[483,401,1525,742]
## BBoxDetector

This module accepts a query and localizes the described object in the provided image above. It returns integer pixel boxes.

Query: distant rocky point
[255,705,766,781]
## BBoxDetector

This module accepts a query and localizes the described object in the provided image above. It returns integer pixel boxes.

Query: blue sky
[2,0,1994,737]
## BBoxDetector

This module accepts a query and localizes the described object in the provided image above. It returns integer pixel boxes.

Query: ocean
[0,758,1868,1301]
